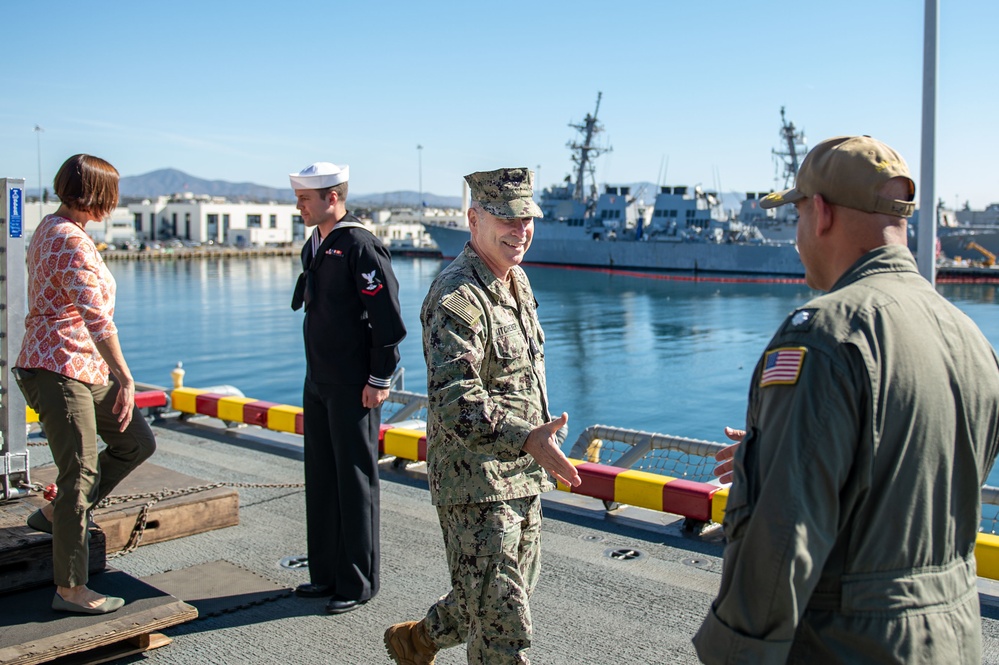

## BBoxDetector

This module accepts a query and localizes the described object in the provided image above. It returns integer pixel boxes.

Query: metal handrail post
[1,178,29,500]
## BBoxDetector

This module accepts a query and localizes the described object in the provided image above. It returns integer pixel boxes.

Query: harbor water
[111,254,999,483]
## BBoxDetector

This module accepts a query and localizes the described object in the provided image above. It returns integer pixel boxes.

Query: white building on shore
[127,194,303,246]
[19,194,461,253]
[21,201,138,245]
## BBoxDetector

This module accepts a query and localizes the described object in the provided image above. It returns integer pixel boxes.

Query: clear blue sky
[3,1,996,209]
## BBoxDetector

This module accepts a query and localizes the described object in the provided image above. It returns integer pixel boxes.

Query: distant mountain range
[117,168,463,208]
[114,169,752,212]
[119,169,287,202]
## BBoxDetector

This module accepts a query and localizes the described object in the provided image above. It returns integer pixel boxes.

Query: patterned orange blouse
[16,215,117,385]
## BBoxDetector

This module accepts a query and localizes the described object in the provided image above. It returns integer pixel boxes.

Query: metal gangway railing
[567,423,999,534]
[567,425,726,483]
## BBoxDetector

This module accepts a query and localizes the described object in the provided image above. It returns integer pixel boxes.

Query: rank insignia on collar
[760,347,806,387]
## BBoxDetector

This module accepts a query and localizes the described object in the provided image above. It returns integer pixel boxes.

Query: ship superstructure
[423,97,804,277]
[738,108,808,242]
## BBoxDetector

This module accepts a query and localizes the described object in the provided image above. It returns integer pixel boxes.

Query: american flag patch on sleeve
[760,347,806,387]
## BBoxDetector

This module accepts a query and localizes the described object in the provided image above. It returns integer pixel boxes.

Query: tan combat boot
[384,619,438,665]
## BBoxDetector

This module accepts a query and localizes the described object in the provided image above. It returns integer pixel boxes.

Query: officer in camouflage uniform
[695,136,999,664]
[385,168,581,665]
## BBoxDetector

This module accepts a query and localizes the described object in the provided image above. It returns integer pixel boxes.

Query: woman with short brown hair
[15,154,156,615]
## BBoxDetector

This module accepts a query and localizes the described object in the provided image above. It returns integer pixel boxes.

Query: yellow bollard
[171,362,186,389]
[585,439,602,464]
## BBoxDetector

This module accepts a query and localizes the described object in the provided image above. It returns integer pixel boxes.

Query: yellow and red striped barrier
[172,387,304,434]
[172,386,721,521]
[169,385,999,580]
[380,424,427,461]
[171,388,428,459]
[555,460,720,523]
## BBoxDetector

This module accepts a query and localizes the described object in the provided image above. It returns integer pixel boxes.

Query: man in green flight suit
[385,167,581,665]
[694,136,999,664]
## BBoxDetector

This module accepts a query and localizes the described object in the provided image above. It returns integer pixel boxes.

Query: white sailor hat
[289,162,350,190]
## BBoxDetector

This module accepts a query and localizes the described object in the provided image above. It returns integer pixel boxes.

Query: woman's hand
[113,378,135,432]
[93,334,135,432]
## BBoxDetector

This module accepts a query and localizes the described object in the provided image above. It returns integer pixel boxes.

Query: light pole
[917,0,938,285]
[416,144,423,223]
[33,125,44,222]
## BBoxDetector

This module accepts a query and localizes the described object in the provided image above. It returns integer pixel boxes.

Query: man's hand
[362,385,390,409]
[713,426,744,484]
[522,412,581,487]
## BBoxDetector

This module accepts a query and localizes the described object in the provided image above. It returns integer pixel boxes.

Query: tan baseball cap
[760,135,915,217]
[465,167,544,219]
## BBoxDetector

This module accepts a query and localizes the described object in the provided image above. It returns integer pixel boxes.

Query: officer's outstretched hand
[523,412,581,488]
[713,426,744,484]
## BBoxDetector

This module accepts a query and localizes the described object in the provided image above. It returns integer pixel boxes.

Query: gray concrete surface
[23,417,999,664]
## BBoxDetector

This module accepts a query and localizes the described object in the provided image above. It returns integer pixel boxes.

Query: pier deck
[14,417,999,664]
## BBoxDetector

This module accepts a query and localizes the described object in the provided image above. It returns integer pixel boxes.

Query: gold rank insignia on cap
[760,347,806,387]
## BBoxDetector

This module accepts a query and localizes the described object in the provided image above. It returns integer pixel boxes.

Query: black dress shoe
[295,583,334,598]
[325,596,368,615]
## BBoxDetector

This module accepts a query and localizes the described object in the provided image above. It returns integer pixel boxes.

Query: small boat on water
[423,95,805,277]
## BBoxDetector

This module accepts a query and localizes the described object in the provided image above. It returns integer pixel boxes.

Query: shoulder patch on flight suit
[440,292,483,328]
[760,347,807,387]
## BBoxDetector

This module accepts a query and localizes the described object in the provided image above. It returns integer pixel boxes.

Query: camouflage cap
[464,167,544,219]
[760,135,915,218]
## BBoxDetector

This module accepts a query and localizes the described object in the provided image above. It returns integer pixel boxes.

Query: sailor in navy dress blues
[290,161,406,615]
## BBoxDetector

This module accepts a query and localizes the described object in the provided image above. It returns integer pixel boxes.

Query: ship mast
[567,92,612,202]
[772,106,807,190]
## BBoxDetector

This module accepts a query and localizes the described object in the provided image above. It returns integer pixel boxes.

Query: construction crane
[965,241,996,267]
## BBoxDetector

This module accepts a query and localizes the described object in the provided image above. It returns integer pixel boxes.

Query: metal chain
[18,480,304,558]
[23,427,308,555]
[100,481,305,557]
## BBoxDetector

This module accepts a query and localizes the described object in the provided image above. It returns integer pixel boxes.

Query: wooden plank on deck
[0,569,197,665]
[31,462,239,553]
[0,501,105,595]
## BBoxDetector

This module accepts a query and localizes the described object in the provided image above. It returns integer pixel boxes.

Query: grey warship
[423,94,805,277]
